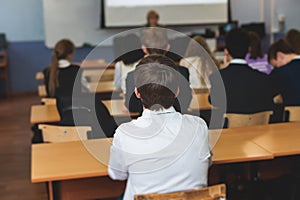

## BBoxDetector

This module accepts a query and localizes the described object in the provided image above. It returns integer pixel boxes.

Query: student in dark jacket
[268,39,300,105]
[209,29,274,114]
[125,28,192,114]
[44,39,85,97]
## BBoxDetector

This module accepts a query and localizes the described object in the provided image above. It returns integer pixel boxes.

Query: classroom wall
[0,0,299,93]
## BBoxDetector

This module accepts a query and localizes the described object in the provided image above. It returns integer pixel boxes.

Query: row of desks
[31,123,300,199]
[30,93,211,124]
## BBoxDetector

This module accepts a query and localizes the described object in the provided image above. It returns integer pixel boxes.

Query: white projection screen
[103,0,228,27]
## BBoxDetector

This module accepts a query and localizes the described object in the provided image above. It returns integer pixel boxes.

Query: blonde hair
[48,39,75,97]
[185,35,220,68]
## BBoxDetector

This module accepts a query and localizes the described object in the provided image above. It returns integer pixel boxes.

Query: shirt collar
[230,59,247,65]
[293,55,300,60]
[58,59,71,68]
[142,106,176,116]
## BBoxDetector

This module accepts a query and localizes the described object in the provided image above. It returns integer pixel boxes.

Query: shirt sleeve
[114,62,122,89]
[108,132,129,180]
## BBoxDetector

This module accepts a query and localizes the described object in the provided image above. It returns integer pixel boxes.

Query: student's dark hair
[248,31,264,59]
[134,55,179,111]
[141,28,169,55]
[267,39,295,62]
[285,29,300,54]
[225,28,250,58]
[49,39,75,97]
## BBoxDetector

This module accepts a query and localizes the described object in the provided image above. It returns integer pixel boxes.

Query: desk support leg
[48,181,54,200]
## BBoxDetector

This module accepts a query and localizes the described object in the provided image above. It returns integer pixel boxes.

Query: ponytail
[48,39,75,97]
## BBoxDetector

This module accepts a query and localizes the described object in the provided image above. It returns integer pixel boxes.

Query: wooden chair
[224,111,272,128]
[41,98,56,105]
[134,184,226,200]
[0,51,10,96]
[38,124,91,143]
[284,106,300,122]
[38,85,47,97]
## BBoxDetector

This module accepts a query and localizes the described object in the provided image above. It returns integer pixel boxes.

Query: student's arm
[208,71,225,109]
[108,133,128,180]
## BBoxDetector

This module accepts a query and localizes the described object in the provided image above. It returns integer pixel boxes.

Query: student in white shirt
[108,55,211,200]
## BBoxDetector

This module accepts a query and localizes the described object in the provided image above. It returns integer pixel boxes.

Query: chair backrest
[38,124,91,143]
[284,106,300,122]
[134,184,226,200]
[41,98,56,105]
[224,111,272,128]
[38,85,47,97]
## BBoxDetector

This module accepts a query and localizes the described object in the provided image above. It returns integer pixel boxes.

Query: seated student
[114,34,144,94]
[268,39,300,105]
[179,35,220,89]
[43,39,87,97]
[209,29,274,114]
[285,28,300,54]
[125,28,192,114]
[108,55,211,200]
[245,31,272,74]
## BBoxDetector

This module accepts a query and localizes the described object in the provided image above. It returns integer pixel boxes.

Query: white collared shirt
[229,59,247,65]
[108,107,211,200]
[58,59,71,68]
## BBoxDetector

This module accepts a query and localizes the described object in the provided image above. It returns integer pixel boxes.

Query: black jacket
[209,63,275,114]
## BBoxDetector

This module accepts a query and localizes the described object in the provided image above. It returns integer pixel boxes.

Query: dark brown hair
[134,55,179,111]
[225,29,250,59]
[248,31,264,59]
[49,39,75,97]
[267,39,295,62]
[285,29,300,54]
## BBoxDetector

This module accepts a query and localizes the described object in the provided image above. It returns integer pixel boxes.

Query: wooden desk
[30,99,137,124]
[88,81,120,93]
[216,122,300,157]
[32,139,125,199]
[79,59,115,69]
[189,93,212,111]
[83,69,114,82]
[30,105,60,124]
[102,99,140,117]
[35,72,44,81]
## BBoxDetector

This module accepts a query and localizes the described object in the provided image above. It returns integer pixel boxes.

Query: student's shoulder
[182,114,207,128]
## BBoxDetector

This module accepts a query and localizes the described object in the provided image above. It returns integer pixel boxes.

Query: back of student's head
[285,29,300,54]
[248,31,264,59]
[141,28,169,55]
[267,39,295,62]
[225,29,250,59]
[134,55,179,111]
[49,39,75,97]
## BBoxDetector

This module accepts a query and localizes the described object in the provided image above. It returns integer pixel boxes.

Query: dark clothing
[44,64,82,97]
[270,58,300,106]
[125,66,192,114]
[209,63,275,114]
[56,94,118,138]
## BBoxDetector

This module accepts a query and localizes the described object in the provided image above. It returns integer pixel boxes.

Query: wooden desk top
[210,132,273,164]
[35,72,44,81]
[30,99,138,124]
[189,93,212,111]
[88,81,120,93]
[102,99,140,117]
[215,122,300,157]
[30,105,60,124]
[79,60,115,69]
[31,138,112,183]
[32,124,283,183]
